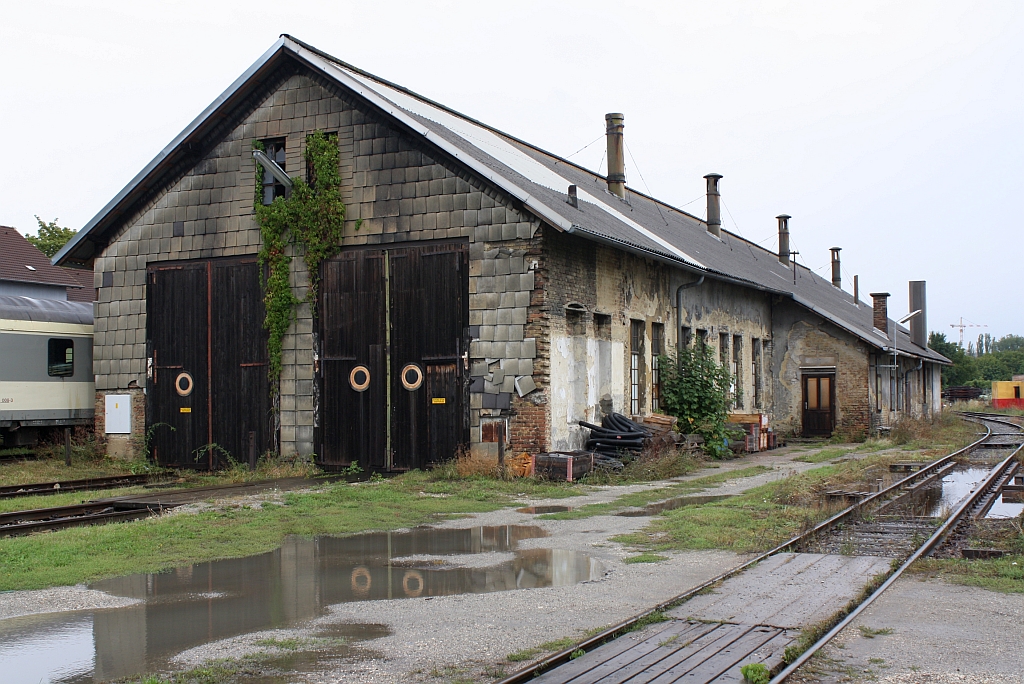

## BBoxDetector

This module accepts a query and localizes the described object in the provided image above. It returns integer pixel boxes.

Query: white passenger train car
[0,295,94,446]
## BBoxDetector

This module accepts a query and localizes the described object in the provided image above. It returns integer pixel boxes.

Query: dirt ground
[790,576,1024,684]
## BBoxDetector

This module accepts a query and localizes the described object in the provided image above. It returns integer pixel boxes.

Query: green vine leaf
[253,131,344,395]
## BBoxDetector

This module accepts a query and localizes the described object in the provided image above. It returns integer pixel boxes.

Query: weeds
[740,662,770,684]
[627,610,669,632]
[793,447,853,464]
[624,553,669,564]
[857,626,894,638]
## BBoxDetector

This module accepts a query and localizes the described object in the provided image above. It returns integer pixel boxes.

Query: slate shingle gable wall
[91,68,549,457]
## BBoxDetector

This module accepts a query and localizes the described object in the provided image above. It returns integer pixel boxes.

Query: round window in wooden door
[175,372,194,397]
[401,363,423,391]
[349,365,371,392]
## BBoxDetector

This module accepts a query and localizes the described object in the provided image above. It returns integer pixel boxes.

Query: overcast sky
[2,1,1020,342]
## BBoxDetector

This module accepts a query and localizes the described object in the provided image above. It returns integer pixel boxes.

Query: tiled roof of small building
[53,35,947,364]
[0,225,84,289]
[62,267,96,302]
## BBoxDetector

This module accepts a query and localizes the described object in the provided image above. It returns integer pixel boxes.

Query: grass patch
[506,635,581,662]
[793,447,854,464]
[857,626,893,638]
[624,553,669,564]
[614,455,949,555]
[0,486,155,514]
[0,469,580,591]
[542,466,771,521]
[627,610,669,632]
[909,555,1024,593]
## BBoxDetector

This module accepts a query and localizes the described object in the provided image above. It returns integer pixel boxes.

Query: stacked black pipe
[579,413,652,460]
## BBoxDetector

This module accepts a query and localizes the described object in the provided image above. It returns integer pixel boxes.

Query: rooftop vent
[605,113,626,198]
[870,292,890,335]
[704,174,723,238]
[777,215,791,266]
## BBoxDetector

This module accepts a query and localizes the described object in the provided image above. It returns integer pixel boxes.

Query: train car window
[48,339,74,377]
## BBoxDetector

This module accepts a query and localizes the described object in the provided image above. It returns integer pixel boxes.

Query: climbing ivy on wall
[253,131,345,390]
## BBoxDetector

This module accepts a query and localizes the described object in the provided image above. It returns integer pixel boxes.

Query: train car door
[317,242,468,471]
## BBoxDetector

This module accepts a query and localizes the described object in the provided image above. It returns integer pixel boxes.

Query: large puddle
[898,467,1024,519]
[0,525,603,683]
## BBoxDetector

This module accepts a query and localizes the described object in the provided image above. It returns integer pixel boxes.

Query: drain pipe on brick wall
[676,276,705,350]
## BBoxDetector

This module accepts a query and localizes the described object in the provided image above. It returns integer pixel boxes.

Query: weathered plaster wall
[868,353,943,427]
[772,300,870,437]
[676,278,773,415]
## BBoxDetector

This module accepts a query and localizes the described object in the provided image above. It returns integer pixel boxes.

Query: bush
[658,345,734,458]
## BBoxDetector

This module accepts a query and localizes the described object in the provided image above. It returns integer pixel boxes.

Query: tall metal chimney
[854,275,860,304]
[909,281,927,348]
[605,113,626,198]
[704,173,723,237]
[777,215,791,266]
[830,248,842,288]
[870,292,890,334]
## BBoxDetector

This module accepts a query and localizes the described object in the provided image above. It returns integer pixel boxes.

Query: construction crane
[949,316,987,347]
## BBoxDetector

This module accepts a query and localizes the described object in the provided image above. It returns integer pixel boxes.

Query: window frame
[47,338,75,377]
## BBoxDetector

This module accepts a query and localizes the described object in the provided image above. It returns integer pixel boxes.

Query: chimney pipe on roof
[830,248,842,288]
[909,281,927,349]
[871,292,890,334]
[704,174,723,238]
[777,215,791,266]
[854,275,860,304]
[605,113,626,198]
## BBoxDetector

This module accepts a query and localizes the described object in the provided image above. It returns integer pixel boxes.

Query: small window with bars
[630,320,645,416]
[733,334,742,410]
[752,338,763,409]
[651,323,664,413]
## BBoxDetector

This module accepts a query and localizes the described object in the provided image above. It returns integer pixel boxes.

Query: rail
[498,413,1010,684]
[770,414,1023,682]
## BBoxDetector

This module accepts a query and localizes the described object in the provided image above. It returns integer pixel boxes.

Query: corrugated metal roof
[53,35,948,364]
[0,226,84,289]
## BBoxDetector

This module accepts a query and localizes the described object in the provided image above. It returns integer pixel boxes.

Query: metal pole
[497,422,505,476]
[64,427,72,467]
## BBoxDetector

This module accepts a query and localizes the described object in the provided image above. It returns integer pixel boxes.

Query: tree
[993,335,1024,353]
[657,344,736,458]
[25,217,76,258]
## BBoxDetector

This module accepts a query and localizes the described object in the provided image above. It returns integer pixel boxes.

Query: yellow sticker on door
[431,397,446,404]
[180,407,192,413]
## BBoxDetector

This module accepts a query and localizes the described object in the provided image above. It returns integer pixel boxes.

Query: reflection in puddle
[0,526,603,683]
[517,505,572,514]
[986,492,1024,519]
[617,494,735,517]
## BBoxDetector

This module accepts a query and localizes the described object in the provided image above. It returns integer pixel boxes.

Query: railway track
[0,500,178,537]
[0,473,151,499]
[499,412,1024,684]
[0,475,340,537]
